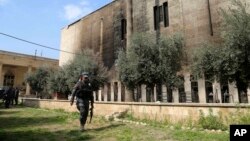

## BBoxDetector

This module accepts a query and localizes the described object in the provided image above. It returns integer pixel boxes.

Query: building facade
[0,50,58,95]
[59,0,250,103]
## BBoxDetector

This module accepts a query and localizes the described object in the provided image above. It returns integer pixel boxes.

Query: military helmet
[81,72,89,78]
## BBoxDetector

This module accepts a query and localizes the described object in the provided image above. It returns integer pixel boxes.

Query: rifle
[89,107,93,123]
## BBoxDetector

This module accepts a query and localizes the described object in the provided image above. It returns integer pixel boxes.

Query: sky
[0,0,112,60]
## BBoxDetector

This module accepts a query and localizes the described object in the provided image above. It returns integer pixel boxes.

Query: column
[118,82,122,102]
[184,73,192,102]
[184,73,191,92]
[212,80,222,103]
[198,77,206,103]
[141,85,147,102]
[104,85,108,102]
[25,66,32,95]
[125,87,133,102]
[0,63,3,86]
[93,91,96,101]
[228,82,239,103]
[110,82,114,101]
[173,88,179,103]
[162,85,168,102]
[98,89,102,101]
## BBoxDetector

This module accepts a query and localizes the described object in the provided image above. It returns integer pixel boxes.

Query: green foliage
[159,33,184,87]
[25,66,52,97]
[47,68,71,95]
[63,49,108,91]
[191,44,225,82]
[226,107,250,125]
[198,109,227,130]
[117,33,184,90]
[220,0,250,87]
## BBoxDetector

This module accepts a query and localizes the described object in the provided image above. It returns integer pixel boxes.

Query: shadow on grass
[0,123,125,141]
[0,116,66,130]
[89,123,125,132]
[0,129,93,141]
[0,110,20,115]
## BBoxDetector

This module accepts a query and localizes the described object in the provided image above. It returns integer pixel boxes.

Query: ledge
[21,98,250,108]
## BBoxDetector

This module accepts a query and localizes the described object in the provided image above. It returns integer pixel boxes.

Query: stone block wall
[21,98,250,123]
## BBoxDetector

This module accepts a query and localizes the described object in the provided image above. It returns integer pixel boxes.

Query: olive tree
[191,0,250,96]
[25,66,52,98]
[117,33,184,101]
[63,49,108,91]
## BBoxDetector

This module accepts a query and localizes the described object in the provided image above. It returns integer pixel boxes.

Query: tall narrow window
[163,2,169,27]
[154,6,159,30]
[3,72,14,86]
[121,19,127,40]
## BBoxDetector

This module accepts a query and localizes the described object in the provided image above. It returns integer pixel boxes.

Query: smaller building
[0,50,58,95]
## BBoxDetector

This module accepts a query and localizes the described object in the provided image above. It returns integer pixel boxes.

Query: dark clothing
[76,99,90,126]
[3,87,15,108]
[70,80,94,127]
[14,88,19,105]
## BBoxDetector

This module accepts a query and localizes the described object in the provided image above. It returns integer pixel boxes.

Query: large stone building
[60,0,250,103]
[0,50,58,95]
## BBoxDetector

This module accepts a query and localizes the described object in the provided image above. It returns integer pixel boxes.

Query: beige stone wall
[0,50,58,90]
[59,0,126,70]
[21,98,250,123]
[59,0,237,71]
[59,0,250,103]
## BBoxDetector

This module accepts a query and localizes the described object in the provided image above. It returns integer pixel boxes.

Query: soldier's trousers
[76,99,89,126]
[4,99,10,108]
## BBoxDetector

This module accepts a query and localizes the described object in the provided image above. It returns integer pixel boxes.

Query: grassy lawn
[0,104,229,141]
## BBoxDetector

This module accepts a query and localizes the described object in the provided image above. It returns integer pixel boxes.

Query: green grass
[0,104,229,141]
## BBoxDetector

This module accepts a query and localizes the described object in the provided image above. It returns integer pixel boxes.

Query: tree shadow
[0,129,94,141]
[88,123,125,132]
[0,110,20,115]
[0,116,66,130]
[0,123,125,141]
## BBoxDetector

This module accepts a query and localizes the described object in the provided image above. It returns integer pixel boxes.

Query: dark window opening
[190,75,199,103]
[114,82,118,101]
[107,83,111,101]
[121,19,127,40]
[178,76,185,103]
[163,2,169,27]
[154,6,159,30]
[4,72,15,86]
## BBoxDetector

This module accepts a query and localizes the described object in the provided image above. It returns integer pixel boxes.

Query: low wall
[21,98,250,123]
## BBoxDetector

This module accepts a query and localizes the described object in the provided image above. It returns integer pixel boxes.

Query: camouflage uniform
[70,73,94,131]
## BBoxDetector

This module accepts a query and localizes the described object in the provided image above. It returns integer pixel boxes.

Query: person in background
[3,84,15,108]
[14,87,19,105]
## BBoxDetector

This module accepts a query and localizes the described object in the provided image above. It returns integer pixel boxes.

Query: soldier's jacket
[71,81,93,102]
[3,87,15,100]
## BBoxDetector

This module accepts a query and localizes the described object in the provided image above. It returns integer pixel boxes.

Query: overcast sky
[0,0,112,59]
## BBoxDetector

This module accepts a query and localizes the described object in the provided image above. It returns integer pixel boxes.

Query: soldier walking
[70,72,94,131]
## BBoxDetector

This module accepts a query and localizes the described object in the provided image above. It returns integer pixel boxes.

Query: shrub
[198,109,227,130]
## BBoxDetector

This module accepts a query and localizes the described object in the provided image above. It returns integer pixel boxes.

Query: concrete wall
[21,98,250,123]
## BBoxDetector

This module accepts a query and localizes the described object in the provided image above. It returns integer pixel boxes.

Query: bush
[198,109,227,130]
